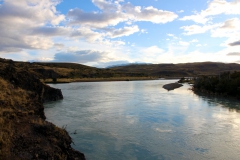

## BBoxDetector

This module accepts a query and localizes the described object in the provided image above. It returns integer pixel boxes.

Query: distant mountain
[106,62,152,68]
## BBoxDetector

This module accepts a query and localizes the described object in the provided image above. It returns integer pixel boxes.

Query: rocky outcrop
[0,58,85,160]
[0,63,63,103]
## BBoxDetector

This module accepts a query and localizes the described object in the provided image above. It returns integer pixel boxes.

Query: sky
[0,0,240,68]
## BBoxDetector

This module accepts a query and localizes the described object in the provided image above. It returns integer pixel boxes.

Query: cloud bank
[229,40,240,46]
[180,0,240,24]
[0,0,178,60]
[0,0,65,52]
[67,0,178,28]
[1,0,240,66]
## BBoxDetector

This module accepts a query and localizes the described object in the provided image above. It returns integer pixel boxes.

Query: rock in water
[163,83,183,91]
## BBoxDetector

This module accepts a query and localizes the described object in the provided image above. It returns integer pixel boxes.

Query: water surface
[45,80,240,160]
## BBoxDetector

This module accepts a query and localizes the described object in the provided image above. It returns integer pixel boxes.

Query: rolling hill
[1,58,240,79]
[109,62,240,77]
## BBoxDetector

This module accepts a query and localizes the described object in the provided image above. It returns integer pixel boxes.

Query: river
[45,80,240,160]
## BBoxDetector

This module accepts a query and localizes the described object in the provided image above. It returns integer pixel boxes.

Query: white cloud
[156,49,236,64]
[229,40,240,46]
[0,0,65,52]
[111,40,126,46]
[3,0,239,66]
[180,14,210,24]
[108,25,139,38]
[178,10,184,13]
[142,46,164,54]
[64,0,178,48]
[29,26,70,37]
[67,8,126,28]
[179,41,190,46]
[181,24,220,35]
[180,0,240,24]
[0,0,65,25]
[203,0,240,16]
[24,36,54,50]
[54,43,65,50]
[92,0,121,11]
[179,1,240,55]
[0,0,153,55]
[227,52,240,56]
[70,27,104,42]
[167,33,178,39]
[0,0,178,63]
[67,1,178,28]
[122,3,178,24]
[211,18,240,38]
[181,25,209,35]
[137,46,165,63]
[209,18,240,48]
[167,34,174,37]
[140,29,148,34]
[190,39,199,43]
[196,44,202,47]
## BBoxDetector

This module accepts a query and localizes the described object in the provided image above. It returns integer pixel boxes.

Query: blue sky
[0,0,240,67]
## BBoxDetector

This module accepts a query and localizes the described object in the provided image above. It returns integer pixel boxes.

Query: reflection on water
[45,80,240,160]
[193,91,240,112]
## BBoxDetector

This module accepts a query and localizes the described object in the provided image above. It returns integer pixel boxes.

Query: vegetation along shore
[193,71,240,100]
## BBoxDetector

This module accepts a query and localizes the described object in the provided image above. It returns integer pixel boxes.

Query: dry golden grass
[0,78,8,87]
[0,79,13,157]
[0,109,14,158]
[0,78,29,107]
[0,78,29,158]
[0,78,36,159]
[30,118,45,125]
[55,68,74,76]
[42,66,74,77]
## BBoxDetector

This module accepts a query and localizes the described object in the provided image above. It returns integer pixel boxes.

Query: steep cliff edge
[0,59,85,159]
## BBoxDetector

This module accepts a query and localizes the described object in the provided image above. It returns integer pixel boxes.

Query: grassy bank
[0,60,85,159]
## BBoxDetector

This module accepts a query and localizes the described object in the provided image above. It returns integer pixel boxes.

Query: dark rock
[163,83,183,91]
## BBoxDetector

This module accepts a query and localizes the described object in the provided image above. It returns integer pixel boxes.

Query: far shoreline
[43,77,181,84]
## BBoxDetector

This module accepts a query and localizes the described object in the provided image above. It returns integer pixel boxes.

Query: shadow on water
[193,90,240,112]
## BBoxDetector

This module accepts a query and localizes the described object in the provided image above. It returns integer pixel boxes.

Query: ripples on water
[45,80,240,160]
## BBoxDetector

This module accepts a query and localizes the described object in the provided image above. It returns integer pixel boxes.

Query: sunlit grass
[0,78,29,158]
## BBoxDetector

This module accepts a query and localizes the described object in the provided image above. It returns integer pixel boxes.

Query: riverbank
[193,72,240,100]
[42,77,157,83]
[0,62,85,159]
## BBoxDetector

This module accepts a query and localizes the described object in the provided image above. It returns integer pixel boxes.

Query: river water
[45,80,240,160]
